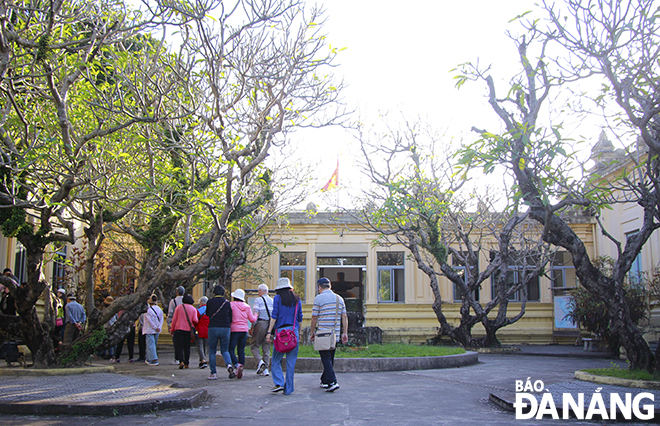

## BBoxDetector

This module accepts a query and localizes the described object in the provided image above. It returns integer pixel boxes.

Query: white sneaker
[263,368,269,376]
[256,360,266,375]
[171,360,180,365]
[227,365,236,379]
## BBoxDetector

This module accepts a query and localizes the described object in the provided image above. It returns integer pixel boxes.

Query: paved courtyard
[0,349,650,425]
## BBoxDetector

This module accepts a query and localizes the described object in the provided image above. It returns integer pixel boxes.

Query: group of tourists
[136,283,276,376]
[59,275,349,396]
[202,276,348,394]
[157,276,349,394]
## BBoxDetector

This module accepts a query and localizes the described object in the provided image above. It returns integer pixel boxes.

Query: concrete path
[0,346,648,425]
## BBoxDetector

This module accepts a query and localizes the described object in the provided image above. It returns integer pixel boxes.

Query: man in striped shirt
[310,277,348,392]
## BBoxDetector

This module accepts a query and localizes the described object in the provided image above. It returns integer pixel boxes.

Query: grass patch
[584,366,660,382]
[297,343,465,358]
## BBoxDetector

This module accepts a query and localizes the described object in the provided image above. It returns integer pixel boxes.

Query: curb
[0,366,115,376]
[515,352,613,359]
[0,388,208,416]
[471,347,520,354]
[294,351,478,372]
[575,370,660,390]
[488,392,515,412]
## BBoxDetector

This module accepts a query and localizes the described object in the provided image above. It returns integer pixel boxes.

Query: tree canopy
[356,118,554,348]
[456,0,660,371]
[0,0,344,368]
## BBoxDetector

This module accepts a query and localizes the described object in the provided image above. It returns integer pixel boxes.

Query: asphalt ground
[0,346,649,426]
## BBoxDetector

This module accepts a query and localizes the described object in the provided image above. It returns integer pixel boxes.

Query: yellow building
[226,210,594,345]
[588,133,660,343]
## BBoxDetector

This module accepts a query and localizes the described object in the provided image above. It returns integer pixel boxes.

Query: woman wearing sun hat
[266,277,303,395]
[229,288,257,379]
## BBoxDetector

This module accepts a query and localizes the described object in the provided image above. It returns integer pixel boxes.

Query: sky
[285,0,605,209]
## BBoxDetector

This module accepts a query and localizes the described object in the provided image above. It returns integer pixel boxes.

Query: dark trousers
[62,323,81,353]
[1,294,16,315]
[229,331,248,365]
[174,330,191,366]
[319,349,337,385]
[138,332,146,360]
[115,326,135,360]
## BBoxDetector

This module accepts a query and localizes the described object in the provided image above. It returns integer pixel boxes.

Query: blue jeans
[319,349,337,385]
[271,327,299,395]
[229,331,248,366]
[146,333,159,362]
[207,327,232,375]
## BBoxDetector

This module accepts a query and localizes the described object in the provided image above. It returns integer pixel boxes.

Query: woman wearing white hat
[229,288,257,379]
[266,277,303,395]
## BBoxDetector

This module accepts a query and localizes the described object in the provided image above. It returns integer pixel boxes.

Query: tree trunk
[448,320,478,348]
[530,199,655,371]
[83,216,104,314]
[611,306,654,371]
[480,320,503,348]
[14,240,58,368]
[21,307,57,368]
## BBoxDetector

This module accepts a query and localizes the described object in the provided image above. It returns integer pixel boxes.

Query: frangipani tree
[456,0,660,371]
[69,0,345,365]
[357,118,553,347]
[0,0,188,367]
[0,0,344,367]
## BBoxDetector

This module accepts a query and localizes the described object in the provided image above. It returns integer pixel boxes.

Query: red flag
[321,161,339,191]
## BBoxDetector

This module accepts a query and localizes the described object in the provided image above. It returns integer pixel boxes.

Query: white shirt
[143,304,163,335]
[251,294,274,321]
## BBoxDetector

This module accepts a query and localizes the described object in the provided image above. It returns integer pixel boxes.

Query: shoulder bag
[207,298,227,322]
[274,302,299,353]
[313,295,340,351]
[183,305,198,343]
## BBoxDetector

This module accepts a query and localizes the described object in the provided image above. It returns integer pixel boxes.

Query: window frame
[550,251,576,289]
[451,251,479,302]
[13,241,27,284]
[377,252,405,303]
[279,252,307,301]
[52,246,67,290]
[491,267,540,302]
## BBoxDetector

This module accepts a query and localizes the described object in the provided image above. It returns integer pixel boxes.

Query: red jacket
[196,306,209,338]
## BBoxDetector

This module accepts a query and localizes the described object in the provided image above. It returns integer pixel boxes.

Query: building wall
[226,213,594,345]
[594,183,660,342]
[593,190,660,271]
[0,220,86,319]
[0,209,597,346]
[586,136,660,344]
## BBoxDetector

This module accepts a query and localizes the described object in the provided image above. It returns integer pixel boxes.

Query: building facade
[227,210,594,345]
[588,132,660,343]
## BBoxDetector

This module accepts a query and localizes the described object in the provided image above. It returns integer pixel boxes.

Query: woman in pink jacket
[170,294,199,369]
[229,289,257,379]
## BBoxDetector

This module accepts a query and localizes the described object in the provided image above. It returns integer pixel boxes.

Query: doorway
[316,256,365,313]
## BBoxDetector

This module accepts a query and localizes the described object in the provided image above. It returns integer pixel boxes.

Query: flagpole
[335,158,339,208]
